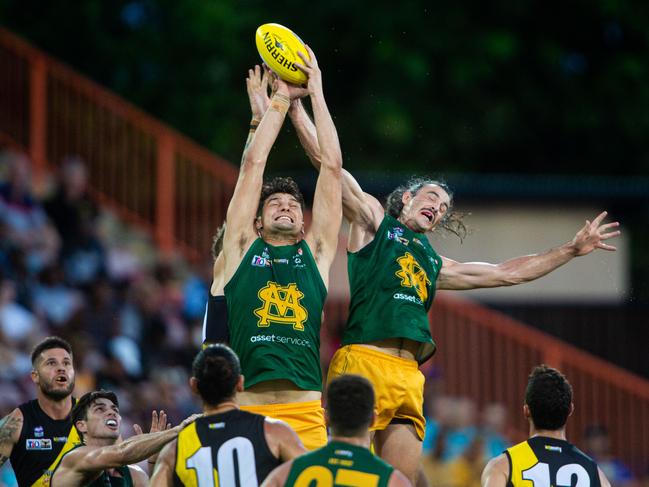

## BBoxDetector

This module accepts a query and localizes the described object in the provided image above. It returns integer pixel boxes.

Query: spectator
[43,156,105,286]
[584,425,634,487]
[0,151,59,273]
[479,403,510,461]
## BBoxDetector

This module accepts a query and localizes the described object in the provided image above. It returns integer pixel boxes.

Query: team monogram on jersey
[254,281,308,330]
[395,252,430,302]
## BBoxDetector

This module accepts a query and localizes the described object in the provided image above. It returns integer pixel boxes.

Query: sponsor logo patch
[208,422,226,429]
[252,255,271,267]
[33,426,44,438]
[393,292,423,306]
[26,439,52,450]
[249,334,311,347]
[334,449,353,457]
[545,445,562,452]
[387,227,409,245]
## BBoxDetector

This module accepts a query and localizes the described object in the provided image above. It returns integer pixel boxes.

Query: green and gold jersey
[506,437,601,487]
[343,214,442,363]
[284,441,393,487]
[51,444,133,487]
[224,238,327,391]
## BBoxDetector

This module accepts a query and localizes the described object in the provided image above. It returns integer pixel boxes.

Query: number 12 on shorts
[186,437,259,486]
[523,462,591,487]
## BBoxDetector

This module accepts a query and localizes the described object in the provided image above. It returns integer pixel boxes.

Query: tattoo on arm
[0,413,22,464]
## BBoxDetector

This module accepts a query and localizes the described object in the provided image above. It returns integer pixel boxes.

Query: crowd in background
[0,150,641,486]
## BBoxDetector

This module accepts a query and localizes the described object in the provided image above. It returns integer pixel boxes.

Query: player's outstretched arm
[222,72,292,282]
[295,46,343,285]
[261,461,294,487]
[288,94,383,232]
[438,211,620,290]
[0,409,23,467]
[55,414,199,484]
[148,441,176,487]
[481,454,509,487]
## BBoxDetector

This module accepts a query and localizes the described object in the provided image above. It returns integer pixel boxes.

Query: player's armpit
[341,172,383,231]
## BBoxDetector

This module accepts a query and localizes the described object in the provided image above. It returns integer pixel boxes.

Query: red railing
[432,295,649,474]
[2,26,648,476]
[0,27,237,260]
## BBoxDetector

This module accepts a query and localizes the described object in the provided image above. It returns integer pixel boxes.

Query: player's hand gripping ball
[255,23,311,85]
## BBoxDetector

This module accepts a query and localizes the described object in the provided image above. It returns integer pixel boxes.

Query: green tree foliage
[1,0,649,175]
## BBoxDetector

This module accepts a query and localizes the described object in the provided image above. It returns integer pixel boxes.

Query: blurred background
[0,1,648,485]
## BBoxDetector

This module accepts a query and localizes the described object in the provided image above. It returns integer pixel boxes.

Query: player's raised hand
[294,45,322,96]
[569,211,621,256]
[246,65,271,121]
[132,410,171,436]
[268,69,309,101]
[133,410,172,467]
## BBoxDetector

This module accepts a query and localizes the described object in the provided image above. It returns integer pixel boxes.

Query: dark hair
[326,375,375,437]
[525,365,573,431]
[192,344,241,406]
[257,176,305,217]
[71,390,119,441]
[211,222,226,260]
[31,336,73,365]
[385,176,467,241]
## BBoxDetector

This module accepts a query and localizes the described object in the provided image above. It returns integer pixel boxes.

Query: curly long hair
[385,177,467,241]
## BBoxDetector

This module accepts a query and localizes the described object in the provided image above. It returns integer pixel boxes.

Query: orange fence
[2,26,649,476]
[433,294,649,474]
[0,27,237,261]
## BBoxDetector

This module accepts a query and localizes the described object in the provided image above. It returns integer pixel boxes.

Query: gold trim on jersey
[32,426,81,487]
[506,440,540,486]
[175,422,212,486]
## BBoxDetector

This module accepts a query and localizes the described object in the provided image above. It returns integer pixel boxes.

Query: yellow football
[255,23,310,85]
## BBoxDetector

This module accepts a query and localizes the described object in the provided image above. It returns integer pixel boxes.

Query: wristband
[269,93,290,115]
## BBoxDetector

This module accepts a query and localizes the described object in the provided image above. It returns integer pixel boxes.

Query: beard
[40,377,75,400]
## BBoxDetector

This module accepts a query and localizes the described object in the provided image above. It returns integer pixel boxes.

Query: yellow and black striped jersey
[174,409,280,486]
[506,436,601,487]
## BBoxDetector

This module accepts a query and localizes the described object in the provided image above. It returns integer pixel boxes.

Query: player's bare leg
[374,423,424,485]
